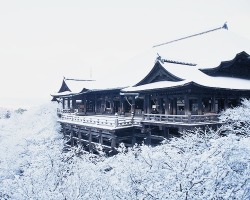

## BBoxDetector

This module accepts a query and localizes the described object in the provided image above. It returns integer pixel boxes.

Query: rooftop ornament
[156,53,197,66]
[153,22,228,48]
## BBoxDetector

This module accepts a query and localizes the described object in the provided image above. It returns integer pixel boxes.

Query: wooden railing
[60,114,138,128]
[142,113,219,124]
[59,113,219,129]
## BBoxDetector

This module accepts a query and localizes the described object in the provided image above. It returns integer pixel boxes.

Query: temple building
[51,24,250,152]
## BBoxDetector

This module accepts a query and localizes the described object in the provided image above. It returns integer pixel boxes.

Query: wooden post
[173,98,177,115]
[146,128,151,145]
[198,96,203,115]
[99,130,103,145]
[78,127,82,146]
[184,96,189,115]
[132,128,136,146]
[94,95,97,113]
[83,96,87,114]
[62,98,65,109]
[131,96,135,114]
[163,126,169,139]
[211,95,215,113]
[70,125,73,147]
[120,96,124,115]
[224,97,229,110]
[164,97,170,115]
[67,98,70,109]
[88,129,93,152]
[111,132,116,148]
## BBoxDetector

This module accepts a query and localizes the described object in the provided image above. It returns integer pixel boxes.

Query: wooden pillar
[173,98,177,115]
[111,132,116,148]
[110,97,114,114]
[184,96,189,115]
[120,96,124,115]
[163,126,169,139]
[101,96,105,114]
[67,98,70,109]
[83,96,87,114]
[211,95,215,113]
[147,95,151,114]
[62,98,65,109]
[146,128,151,145]
[198,96,203,115]
[77,127,82,146]
[143,95,147,114]
[131,96,135,114]
[99,130,103,145]
[157,97,163,114]
[72,97,76,109]
[70,125,73,147]
[132,128,136,146]
[94,95,97,113]
[224,97,229,110]
[164,97,170,115]
[88,129,93,152]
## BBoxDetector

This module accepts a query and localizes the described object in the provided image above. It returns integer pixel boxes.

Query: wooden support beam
[163,126,169,139]
[99,130,103,145]
[88,129,93,152]
[77,127,82,146]
[132,128,136,146]
[164,97,170,115]
[198,96,203,115]
[70,125,73,147]
[111,132,116,148]
[184,95,189,115]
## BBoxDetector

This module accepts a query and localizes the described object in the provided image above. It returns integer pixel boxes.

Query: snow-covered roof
[112,27,250,87]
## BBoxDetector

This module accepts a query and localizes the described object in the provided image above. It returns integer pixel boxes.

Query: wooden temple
[51,25,250,153]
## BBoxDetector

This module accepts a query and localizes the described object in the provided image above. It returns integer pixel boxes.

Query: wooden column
[198,96,203,115]
[111,132,116,148]
[143,95,147,114]
[131,96,135,114]
[211,96,215,113]
[101,96,105,114]
[164,97,170,115]
[99,130,103,145]
[224,97,229,110]
[173,98,177,115]
[120,96,124,115]
[163,126,169,139]
[77,127,82,146]
[62,98,65,109]
[94,95,97,113]
[147,95,152,114]
[88,129,93,152]
[110,97,115,114]
[146,128,151,145]
[67,98,70,109]
[157,97,163,114]
[72,97,76,109]
[83,96,87,114]
[184,96,190,115]
[70,125,73,147]
[132,128,136,146]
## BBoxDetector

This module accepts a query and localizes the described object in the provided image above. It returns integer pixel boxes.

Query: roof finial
[153,22,229,48]
[222,22,228,30]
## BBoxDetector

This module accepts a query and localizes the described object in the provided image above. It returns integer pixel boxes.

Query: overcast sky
[0,0,250,108]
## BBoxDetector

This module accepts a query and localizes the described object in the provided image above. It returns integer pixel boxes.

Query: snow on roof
[50,91,76,97]
[111,27,250,87]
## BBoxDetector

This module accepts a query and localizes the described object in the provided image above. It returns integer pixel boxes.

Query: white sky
[0,0,250,108]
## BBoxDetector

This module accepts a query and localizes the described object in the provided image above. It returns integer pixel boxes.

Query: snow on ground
[0,101,250,199]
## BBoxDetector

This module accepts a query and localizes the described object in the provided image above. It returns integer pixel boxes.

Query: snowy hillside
[0,101,250,199]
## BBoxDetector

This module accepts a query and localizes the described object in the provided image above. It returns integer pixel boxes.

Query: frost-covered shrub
[220,99,250,135]
[0,101,250,199]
